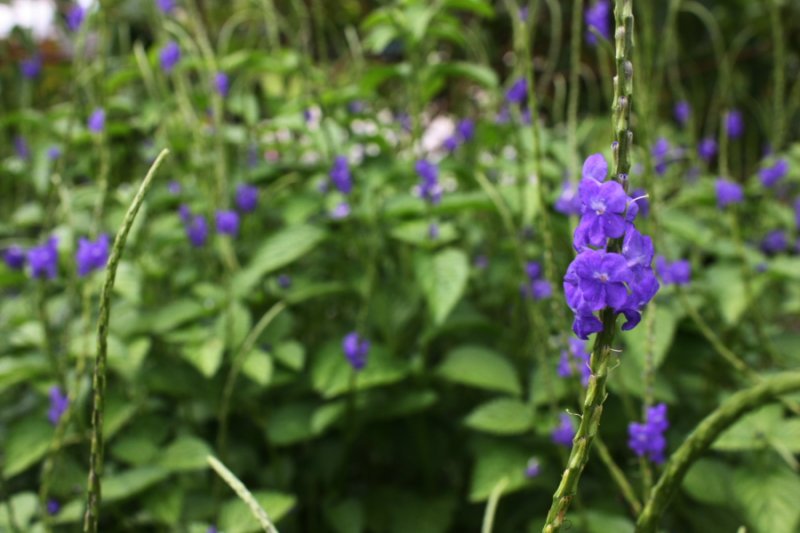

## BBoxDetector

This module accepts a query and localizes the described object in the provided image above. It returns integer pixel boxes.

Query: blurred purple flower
[726,109,744,139]
[214,72,229,97]
[630,188,650,218]
[655,256,691,286]
[698,137,717,162]
[555,181,582,216]
[628,403,669,463]
[673,100,690,127]
[75,234,110,277]
[761,230,788,255]
[342,331,369,371]
[66,4,85,32]
[48,386,69,425]
[4,246,26,270]
[330,156,352,194]
[215,210,240,237]
[525,458,540,478]
[88,108,106,134]
[759,158,788,188]
[21,55,42,79]
[160,41,181,73]
[156,0,176,14]
[715,179,743,209]
[505,78,528,106]
[235,184,259,213]
[277,274,292,289]
[186,215,208,247]
[47,146,62,160]
[331,202,351,220]
[552,413,576,447]
[585,0,611,45]
[27,237,59,279]
[14,136,30,160]
[46,499,61,516]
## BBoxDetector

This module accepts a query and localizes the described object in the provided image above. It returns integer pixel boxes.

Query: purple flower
[552,413,576,447]
[27,237,59,280]
[519,6,529,22]
[761,230,788,255]
[456,118,475,142]
[525,457,540,478]
[415,159,442,204]
[168,181,181,195]
[330,156,352,194]
[698,138,717,162]
[66,4,85,32]
[178,204,192,223]
[474,255,489,270]
[443,136,459,152]
[277,274,292,289]
[331,202,351,220]
[75,234,110,277]
[215,210,240,236]
[505,78,528,106]
[47,146,62,160]
[4,246,26,270]
[628,403,669,463]
[715,179,743,209]
[555,181,582,216]
[428,222,440,240]
[557,337,592,386]
[726,109,744,139]
[160,41,181,73]
[651,138,670,175]
[795,197,800,230]
[759,158,788,188]
[582,153,608,182]
[585,0,611,45]
[186,215,208,247]
[673,101,691,126]
[342,331,370,371]
[235,184,259,213]
[569,250,632,312]
[630,188,650,218]
[573,178,628,248]
[46,499,61,516]
[14,136,30,161]
[214,72,229,97]
[48,386,69,425]
[156,0,176,13]
[21,55,42,79]
[88,108,105,134]
[531,279,552,300]
[655,256,691,286]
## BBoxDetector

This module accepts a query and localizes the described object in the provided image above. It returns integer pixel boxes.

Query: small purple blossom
[552,413,576,447]
[651,138,670,175]
[75,234,110,277]
[21,55,42,79]
[160,41,181,73]
[47,146,62,160]
[428,222,440,240]
[573,178,628,248]
[14,136,30,161]
[330,156,352,194]
[66,4,86,32]
[331,202,351,220]
[456,118,475,142]
[628,403,669,463]
[585,0,611,45]
[715,179,743,209]
[443,136,459,152]
[726,109,744,139]
[505,78,528,106]
[415,159,442,204]
[168,181,181,195]
[214,72,230,97]
[27,238,59,280]
[655,256,691,286]
[759,158,788,188]
[46,499,61,516]
[555,181,582,216]
[557,337,592,386]
[761,230,788,255]
[4,246,26,270]
[156,0,176,14]
[673,100,691,126]
[186,215,208,247]
[216,210,240,236]
[698,138,717,162]
[342,331,370,371]
[235,184,259,213]
[525,458,540,478]
[277,274,292,289]
[48,386,69,425]
[88,108,106,134]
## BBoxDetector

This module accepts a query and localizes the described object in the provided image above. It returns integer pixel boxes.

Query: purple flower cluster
[160,41,181,73]
[761,230,788,255]
[66,4,85,32]
[552,413,576,447]
[655,256,690,286]
[415,159,442,204]
[505,78,528,106]
[342,331,370,371]
[557,337,591,386]
[215,210,240,236]
[3,246,26,270]
[673,100,691,127]
[726,109,744,139]
[214,72,230,97]
[47,499,60,516]
[88,108,106,134]
[628,403,669,463]
[715,179,743,209]
[28,238,59,280]
[156,0,176,14]
[329,156,352,194]
[443,118,475,152]
[76,234,110,277]
[585,0,611,46]
[180,209,209,247]
[697,138,717,162]
[48,386,69,425]
[21,55,42,79]
[235,184,259,213]
[563,154,659,339]
[759,158,788,188]
[521,261,552,300]
[651,138,671,175]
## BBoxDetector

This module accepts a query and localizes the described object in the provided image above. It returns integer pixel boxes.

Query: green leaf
[146,299,209,334]
[325,498,365,533]
[242,349,273,386]
[0,355,49,393]
[273,340,305,371]
[732,462,800,533]
[144,484,184,526]
[219,491,296,533]
[464,398,533,435]
[426,62,498,88]
[437,345,521,395]
[391,219,458,246]
[265,402,316,446]
[0,492,38,529]
[157,436,213,472]
[704,263,765,325]
[580,511,635,533]
[468,441,530,502]
[714,404,800,453]
[682,458,734,505]
[415,248,469,325]
[311,342,410,399]
[624,304,679,369]
[443,0,494,17]
[233,225,326,297]
[103,466,170,502]
[4,418,52,478]
[182,336,225,378]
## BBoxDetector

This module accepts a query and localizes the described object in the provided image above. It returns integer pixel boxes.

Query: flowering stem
[635,371,800,533]
[83,149,169,533]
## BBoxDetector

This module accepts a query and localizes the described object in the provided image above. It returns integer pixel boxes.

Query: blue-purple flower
[14,136,30,160]
[48,386,69,425]
[552,413,576,447]
[160,41,181,73]
[235,184,259,213]
[673,101,691,127]
[156,0,176,14]
[726,109,744,139]
[521,261,552,300]
[715,179,743,209]
[216,210,240,237]
[75,234,110,277]
[698,137,717,162]
[21,55,42,79]
[505,78,528,106]
[525,458,540,478]
[759,158,788,188]
[28,238,59,279]
[46,499,61,516]
[557,338,591,386]
[573,178,628,248]
[214,72,229,97]
[277,274,292,289]
[651,138,670,175]
[415,159,442,204]
[186,215,208,247]
[628,403,669,463]
[585,0,611,45]
[761,230,788,255]
[331,202,351,220]
[342,331,369,371]
[555,180,582,216]
[4,246,26,270]
[66,4,85,32]
[655,256,691,286]
[48,146,62,160]
[330,156,352,194]
[88,108,106,134]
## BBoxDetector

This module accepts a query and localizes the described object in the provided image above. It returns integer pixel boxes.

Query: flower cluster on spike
[521,261,552,300]
[628,403,669,463]
[557,337,591,386]
[342,332,369,371]
[563,154,659,339]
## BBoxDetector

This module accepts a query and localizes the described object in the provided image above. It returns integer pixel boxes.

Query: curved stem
[481,477,509,533]
[594,437,642,515]
[635,371,800,533]
[83,149,170,533]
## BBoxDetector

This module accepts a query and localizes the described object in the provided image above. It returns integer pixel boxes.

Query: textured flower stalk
[84,149,169,533]
[636,371,800,532]
[542,1,635,531]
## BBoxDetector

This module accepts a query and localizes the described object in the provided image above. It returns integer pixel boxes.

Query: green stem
[766,0,785,150]
[566,0,583,182]
[635,371,800,533]
[207,456,279,533]
[83,149,170,533]
[594,437,642,516]
[481,477,509,533]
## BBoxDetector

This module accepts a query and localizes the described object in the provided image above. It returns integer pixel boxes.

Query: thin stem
[83,149,170,533]
[481,477,509,533]
[207,456,279,533]
[766,0,785,150]
[567,0,584,182]
[635,371,800,533]
[594,437,642,516]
